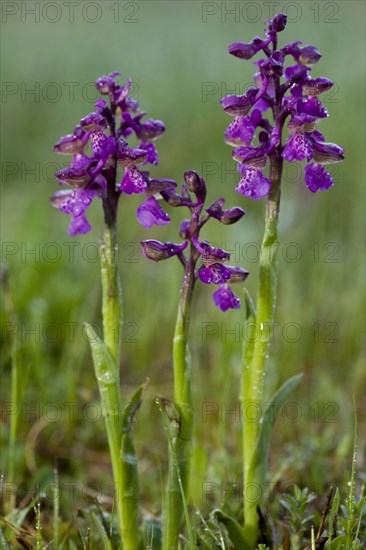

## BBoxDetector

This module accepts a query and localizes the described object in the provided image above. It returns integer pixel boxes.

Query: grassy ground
[1,1,365,547]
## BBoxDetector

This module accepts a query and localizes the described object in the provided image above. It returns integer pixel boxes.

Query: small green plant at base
[280,485,316,549]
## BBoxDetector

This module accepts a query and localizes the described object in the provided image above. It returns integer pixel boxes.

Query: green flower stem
[242,154,283,545]
[98,373,139,549]
[89,179,139,549]
[163,252,195,549]
[101,195,122,365]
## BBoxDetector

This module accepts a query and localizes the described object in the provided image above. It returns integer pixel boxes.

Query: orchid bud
[184,170,206,202]
[139,119,165,140]
[140,240,188,262]
[206,199,245,225]
[270,13,287,33]
[95,71,120,94]
[299,45,322,66]
[161,189,194,207]
[179,219,191,240]
[228,37,265,60]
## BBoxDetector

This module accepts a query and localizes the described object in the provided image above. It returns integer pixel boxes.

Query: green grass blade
[212,509,251,549]
[249,373,304,492]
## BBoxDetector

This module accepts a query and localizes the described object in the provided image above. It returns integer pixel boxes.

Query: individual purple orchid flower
[221,14,344,198]
[141,170,248,312]
[133,175,178,228]
[52,71,170,235]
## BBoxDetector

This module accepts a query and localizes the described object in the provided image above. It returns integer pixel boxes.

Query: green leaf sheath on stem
[84,324,140,550]
[163,254,196,549]
[120,381,148,541]
[241,154,283,545]
[241,291,257,546]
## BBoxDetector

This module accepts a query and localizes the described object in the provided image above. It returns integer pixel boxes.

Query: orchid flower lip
[305,162,334,192]
[120,166,148,195]
[137,196,170,229]
[198,263,232,284]
[236,166,271,200]
[213,285,241,312]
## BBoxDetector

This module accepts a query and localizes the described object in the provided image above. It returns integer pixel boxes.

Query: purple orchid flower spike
[221,13,344,199]
[141,171,249,546]
[52,71,170,235]
[142,173,248,547]
[52,72,171,548]
[141,170,249,312]
[221,15,345,545]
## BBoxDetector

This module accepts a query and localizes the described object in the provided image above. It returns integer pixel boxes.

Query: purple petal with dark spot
[120,167,147,194]
[236,166,271,200]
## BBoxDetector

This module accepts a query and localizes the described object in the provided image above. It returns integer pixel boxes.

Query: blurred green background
[1,0,365,526]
